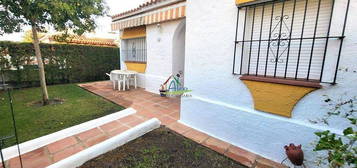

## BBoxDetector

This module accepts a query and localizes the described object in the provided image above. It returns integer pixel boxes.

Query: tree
[0,0,107,105]
[22,30,45,42]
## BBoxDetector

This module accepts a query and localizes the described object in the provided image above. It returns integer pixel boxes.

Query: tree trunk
[31,25,49,105]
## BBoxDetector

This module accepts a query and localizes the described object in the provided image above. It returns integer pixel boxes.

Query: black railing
[122,49,147,63]
[233,0,351,84]
[0,71,23,168]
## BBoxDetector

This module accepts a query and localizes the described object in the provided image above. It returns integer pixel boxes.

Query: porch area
[78,81,181,125]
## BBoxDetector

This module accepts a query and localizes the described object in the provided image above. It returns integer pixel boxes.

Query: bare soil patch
[79,127,246,168]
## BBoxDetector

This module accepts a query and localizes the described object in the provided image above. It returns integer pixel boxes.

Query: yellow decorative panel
[242,80,317,117]
[125,62,147,73]
[121,26,146,39]
[236,0,257,5]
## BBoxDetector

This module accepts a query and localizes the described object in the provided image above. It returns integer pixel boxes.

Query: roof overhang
[111,0,186,31]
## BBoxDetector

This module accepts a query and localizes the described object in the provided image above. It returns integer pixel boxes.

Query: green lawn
[0,84,124,148]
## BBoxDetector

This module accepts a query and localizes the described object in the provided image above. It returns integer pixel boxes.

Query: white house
[111,0,356,167]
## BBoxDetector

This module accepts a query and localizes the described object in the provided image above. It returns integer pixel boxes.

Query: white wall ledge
[188,95,343,135]
[3,108,136,161]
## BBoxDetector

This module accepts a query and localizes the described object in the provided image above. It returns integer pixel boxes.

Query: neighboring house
[39,33,118,47]
[111,0,355,167]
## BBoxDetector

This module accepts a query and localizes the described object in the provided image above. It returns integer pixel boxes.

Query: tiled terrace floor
[2,81,285,168]
[79,81,181,125]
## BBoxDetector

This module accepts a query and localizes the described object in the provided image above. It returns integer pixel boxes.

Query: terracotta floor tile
[159,100,173,107]
[150,111,167,119]
[144,106,159,114]
[84,134,109,147]
[9,148,51,168]
[130,104,144,111]
[167,122,192,134]
[158,116,177,126]
[52,144,84,162]
[255,156,288,168]
[157,106,173,115]
[153,103,165,108]
[99,120,123,133]
[168,112,180,120]
[117,115,141,124]
[183,129,209,143]
[20,147,47,160]
[121,102,133,108]
[134,100,149,107]
[126,118,145,127]
[76,128,103,141]
[202,137,230,154]
[7,148,46,168]
[9,157,51,168]
[47,136,78,154]
[140,101,155,107]
[137,110,157,119]
[225,145,257,167]
[108,126,130,137]
[170,104,180,110]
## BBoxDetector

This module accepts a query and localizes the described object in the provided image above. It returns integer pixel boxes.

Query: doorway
[172,20,186,85]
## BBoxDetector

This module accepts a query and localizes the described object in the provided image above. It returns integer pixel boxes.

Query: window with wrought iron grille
[122,38,147,63]
[233,0,351,84]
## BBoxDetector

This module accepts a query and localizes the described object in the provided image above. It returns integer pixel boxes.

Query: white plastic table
[110,70,137,91]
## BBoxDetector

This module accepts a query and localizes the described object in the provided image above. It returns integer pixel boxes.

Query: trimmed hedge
[0,41,119,87]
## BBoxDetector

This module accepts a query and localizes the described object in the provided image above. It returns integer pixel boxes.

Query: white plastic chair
[116,74,127,91]
[107,72,126,91]
[106,73,117,90]
[126,73,137,89]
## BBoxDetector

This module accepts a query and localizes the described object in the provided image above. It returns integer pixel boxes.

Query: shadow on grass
[0,84,124,148]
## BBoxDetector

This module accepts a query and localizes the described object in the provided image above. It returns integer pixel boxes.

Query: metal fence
[0,71,23,168]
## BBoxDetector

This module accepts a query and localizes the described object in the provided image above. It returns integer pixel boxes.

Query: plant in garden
[0,42,119,86]
[0,0,107,105]
[313,94,357,168]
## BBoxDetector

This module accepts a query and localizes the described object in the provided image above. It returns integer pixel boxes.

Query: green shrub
[0,41,119,87]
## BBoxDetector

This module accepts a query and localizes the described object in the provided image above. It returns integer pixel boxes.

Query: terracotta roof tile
[111,0,168,20]
[48,35,117,47]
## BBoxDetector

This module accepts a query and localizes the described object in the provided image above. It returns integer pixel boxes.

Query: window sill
[239,75,322,88]
[124,61,147,64]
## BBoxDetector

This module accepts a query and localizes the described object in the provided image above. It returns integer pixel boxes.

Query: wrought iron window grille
[122,49,147,63]
[232,0,351,84]
[122,38,147,63]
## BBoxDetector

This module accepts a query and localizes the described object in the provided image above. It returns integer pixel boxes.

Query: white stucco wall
[172,21,186,80]
[119,20,184,92]
[181,0,357,167]
[119,37,146,88]
[145,20,184,93]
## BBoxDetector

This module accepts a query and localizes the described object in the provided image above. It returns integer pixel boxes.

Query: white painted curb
[47,118,161,168]
[3,108,136,161]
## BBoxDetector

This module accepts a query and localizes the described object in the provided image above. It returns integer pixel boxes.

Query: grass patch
[0,84,124,148]
[79,127,246,168]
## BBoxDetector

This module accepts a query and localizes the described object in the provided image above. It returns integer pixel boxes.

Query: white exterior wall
[120,20,183,93]
[145,20,182,93]
[172,21,186,79]
[119,38,146,89]
[181,0,357,167]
